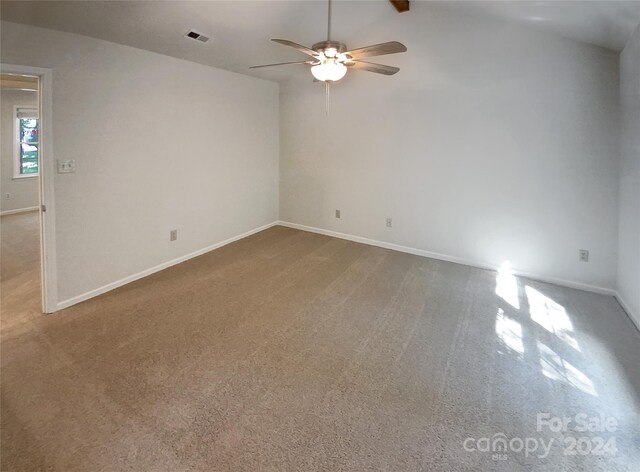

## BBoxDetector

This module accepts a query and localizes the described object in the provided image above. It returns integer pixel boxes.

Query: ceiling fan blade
[345,41,407,59]
[271,39,319,57]
[348,61,400,75]
[250,61,314,69]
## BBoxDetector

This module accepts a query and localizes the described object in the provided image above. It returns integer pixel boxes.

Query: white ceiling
[1,0,638,83]
[433,1,640,52]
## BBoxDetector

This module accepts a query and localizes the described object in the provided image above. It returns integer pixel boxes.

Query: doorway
[0,64,56,322]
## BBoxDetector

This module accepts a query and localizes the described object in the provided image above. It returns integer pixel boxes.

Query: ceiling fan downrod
[327,0,332,41]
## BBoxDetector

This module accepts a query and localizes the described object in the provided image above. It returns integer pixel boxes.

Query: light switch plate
[57,159,75,173]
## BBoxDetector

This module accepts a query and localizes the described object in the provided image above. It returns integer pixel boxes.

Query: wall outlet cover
[57,159,76,173]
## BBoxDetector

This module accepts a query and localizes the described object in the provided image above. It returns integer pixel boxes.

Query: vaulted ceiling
[2,1,638,83]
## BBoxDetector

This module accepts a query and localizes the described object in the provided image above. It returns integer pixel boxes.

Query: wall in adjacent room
[1,21,279,306]
[279,3,620,292]
[617,23,640,324]
[1,89,39,213]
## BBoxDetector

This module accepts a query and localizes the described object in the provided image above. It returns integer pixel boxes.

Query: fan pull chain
[325,82,330,117]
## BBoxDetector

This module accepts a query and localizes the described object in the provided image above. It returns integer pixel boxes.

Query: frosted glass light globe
[311,59,347,82]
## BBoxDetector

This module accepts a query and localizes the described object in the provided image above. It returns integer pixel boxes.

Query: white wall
[280,4,620,292]
[1,21,279,305]
[1,89,39,213]
[618,24,640,324]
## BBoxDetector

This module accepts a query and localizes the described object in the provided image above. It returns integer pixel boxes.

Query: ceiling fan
[250,0,408,83]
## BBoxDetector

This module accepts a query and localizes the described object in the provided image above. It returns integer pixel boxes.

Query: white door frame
[2,64,57,313]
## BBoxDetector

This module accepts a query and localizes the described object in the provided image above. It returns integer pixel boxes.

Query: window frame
[13,105,39,179]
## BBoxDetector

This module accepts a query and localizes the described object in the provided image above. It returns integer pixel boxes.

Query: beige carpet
[1,222,639,471]
[1,212,41,336]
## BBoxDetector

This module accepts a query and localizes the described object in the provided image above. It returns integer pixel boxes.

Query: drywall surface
[618,24,640,324]
[1,21,279,304]
[1,89,39,213]
[280,4,620,291]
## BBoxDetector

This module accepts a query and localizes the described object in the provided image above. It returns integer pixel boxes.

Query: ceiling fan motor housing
[312,41,349,58]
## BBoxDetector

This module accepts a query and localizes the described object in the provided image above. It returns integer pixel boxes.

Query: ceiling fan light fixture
[311,58,347,82]
[324,47,338,58]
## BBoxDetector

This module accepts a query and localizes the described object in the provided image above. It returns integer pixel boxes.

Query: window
[14,106,39,178]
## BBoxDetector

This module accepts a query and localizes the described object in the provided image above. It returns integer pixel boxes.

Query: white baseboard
[277,220,616,297]
[0,206,39,216]
[53,219,622,314]
[55,221,279,312]
[615,292,640,332]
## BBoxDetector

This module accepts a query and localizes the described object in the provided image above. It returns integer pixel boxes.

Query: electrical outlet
[57,159,76,173]
[170,229,178,241]
[386,218,392,228]
[579,249,589,262]
[335,209,341,219]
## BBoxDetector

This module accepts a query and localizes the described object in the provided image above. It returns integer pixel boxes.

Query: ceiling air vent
[184,30,210,43]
